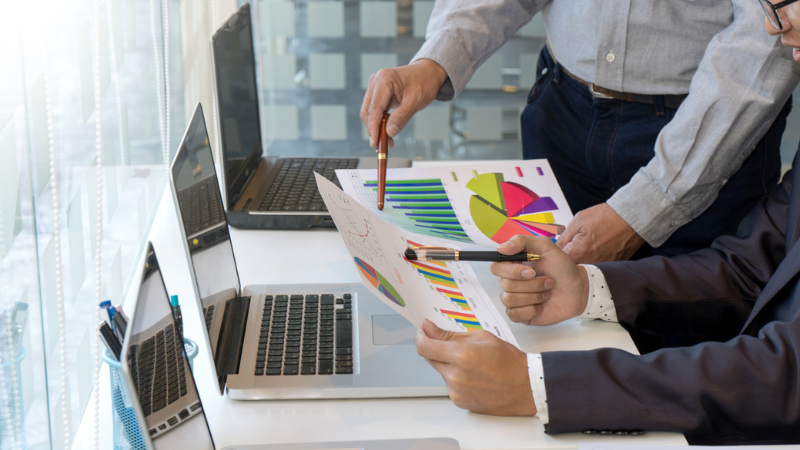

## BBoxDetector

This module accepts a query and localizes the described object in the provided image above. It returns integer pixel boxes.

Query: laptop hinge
[214,295,250,390]
[225,296,250,377]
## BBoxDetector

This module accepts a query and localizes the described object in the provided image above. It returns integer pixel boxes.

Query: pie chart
[354,257,406,307]
[467,173,565,244]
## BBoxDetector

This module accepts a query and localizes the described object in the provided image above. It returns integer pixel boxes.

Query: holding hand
[415,319,536,416]
[360,59,448,149]
[557,203,645,264]
[491,235,590,325]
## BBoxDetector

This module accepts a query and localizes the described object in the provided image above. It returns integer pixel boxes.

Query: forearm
[542,325,800,444]
[599,161,793,337]
[411,0,550,99]
[608,0,800,246]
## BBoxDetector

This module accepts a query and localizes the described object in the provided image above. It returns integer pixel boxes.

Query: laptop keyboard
[258,158,358,212]
[129,324,188,417]
[178,176,225,235]
[254,293,354,376]
[202,305,216,334]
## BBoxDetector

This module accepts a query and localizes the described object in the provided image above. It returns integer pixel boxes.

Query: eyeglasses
[759,0,798,30]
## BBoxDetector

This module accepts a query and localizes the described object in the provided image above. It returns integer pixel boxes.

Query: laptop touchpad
[372,315,416,345]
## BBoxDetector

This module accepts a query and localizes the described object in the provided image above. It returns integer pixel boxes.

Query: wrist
[411,58,448,90]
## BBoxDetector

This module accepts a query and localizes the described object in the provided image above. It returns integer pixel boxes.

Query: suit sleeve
[596,166,792,339]
[542,326,800,444]
[541,168,797,444]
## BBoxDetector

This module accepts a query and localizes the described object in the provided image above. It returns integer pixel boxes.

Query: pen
[170,295,183,341]
[98,322,122,360]
[377,112,389,211]
[404,247,541,262]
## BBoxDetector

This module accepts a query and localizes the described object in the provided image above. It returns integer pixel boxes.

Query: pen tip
[404,249,417,260]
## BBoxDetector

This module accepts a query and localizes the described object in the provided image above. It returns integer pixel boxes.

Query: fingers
[498,276,552,297]
[500,288,551,309]
[556,215,580,249]
[360,74,376,145]
[505,303,544,324]
[422,318,456,341]
[415,321,460,364]
[490,259,535,280]
[365,69,397,147]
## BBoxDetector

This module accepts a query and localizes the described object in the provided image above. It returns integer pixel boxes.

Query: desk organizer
[0,346,27,450]
[103,338,197,450]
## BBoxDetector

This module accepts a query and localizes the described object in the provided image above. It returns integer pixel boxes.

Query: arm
[542,324,800,444]
[597,165,792,338]
[411,0,551,100]
[606,0,799,248]
[360,0,550,145]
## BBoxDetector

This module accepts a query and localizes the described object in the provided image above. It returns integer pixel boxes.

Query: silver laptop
[210,2,410,230]
[118,242,460,450]
[168,104,446,400]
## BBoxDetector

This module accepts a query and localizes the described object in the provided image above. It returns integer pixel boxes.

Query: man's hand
[557,203,645,264]
[360,59,448,149]
[491,235,590,325]
[415,319,536,416]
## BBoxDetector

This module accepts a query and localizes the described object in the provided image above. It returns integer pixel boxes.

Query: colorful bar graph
[365,179,470,241]
[405,239,475,313]
[440,309,482,330]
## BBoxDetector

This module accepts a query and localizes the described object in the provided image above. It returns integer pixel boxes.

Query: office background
[0,0,798,448]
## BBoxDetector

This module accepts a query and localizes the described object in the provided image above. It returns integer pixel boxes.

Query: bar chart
[360,179,472,242]
[405,239,483,331]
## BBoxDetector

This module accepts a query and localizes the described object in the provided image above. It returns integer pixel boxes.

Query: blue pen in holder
[0,346,27,450]
[103,339,198,450]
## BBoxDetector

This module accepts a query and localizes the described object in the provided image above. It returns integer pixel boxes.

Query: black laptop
[210,3,410,229]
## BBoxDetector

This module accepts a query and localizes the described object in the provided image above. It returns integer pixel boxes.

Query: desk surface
[75,186,687,450]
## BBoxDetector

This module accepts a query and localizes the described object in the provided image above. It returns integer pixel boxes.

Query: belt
[546,42,687,110]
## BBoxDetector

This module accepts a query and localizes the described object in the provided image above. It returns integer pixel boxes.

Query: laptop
[118,242,460,450]
[168,103,447,400]
[210,2,411,230]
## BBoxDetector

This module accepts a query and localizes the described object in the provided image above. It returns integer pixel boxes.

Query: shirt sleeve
[606,0,800,247]
[410,0,551,100]
[528,265,618,427]
[579,264,618,323]
[527,353,549,425]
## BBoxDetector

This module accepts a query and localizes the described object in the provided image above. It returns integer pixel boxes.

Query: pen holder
[0,346,27,450]
[103,338,198,450]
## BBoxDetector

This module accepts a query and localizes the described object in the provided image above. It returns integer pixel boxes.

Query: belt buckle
[589,83,614,100]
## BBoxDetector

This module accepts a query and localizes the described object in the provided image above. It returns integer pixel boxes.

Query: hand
[360,59,448,149]
[415,319,536,416]
[491,235,590,325]
[557,203,645,264]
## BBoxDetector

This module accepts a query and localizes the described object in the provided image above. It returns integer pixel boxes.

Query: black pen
[404,247,541,262]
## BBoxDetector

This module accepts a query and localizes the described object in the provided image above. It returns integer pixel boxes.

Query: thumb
[422,319,454,341]
[385,100,420,138]
[556,219,580,249]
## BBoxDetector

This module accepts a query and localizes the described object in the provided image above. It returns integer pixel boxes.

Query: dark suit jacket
[542,147,800,445]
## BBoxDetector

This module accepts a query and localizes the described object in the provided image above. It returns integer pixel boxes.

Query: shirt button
[721,178,728,185]
[541,68,548,76]
[672,219,681,227]
[606,52,616,63]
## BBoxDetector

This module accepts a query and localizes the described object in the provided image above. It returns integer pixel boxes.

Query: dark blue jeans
[521,46,792,259]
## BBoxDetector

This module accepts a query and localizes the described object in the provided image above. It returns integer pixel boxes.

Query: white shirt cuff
[527,353,549,425]
[579,264,618,323]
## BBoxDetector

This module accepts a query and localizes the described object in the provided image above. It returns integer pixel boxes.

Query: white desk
[74,188,687,449]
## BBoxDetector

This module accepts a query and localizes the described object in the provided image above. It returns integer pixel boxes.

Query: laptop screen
[211,2,263,208]
[120,243,215,449]
[171,104,242,395]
